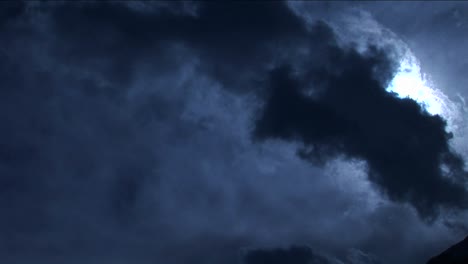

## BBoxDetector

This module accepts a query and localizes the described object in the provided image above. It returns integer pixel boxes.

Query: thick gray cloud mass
[0,1,467,264]
[253,23,467,219]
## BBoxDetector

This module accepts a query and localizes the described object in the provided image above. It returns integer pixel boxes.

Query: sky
[0,1,468,264]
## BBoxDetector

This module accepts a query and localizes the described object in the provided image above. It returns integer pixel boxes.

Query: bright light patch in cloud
[386,50,464,135]
[387,53,444,116]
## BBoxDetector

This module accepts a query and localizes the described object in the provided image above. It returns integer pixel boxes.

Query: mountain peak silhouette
[427,235,468,264]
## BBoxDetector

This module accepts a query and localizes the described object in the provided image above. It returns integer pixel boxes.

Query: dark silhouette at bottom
[427,236,468,264]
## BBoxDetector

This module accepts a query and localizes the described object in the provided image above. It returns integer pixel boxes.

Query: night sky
[1,1,468,264]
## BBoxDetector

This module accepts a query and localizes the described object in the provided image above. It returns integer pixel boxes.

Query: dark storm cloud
[243,246,385,264]
[0,1,315,263]
[1,1,467,264]
[0,1,25,28]
[243,246,335,264]
[253,23,468,218]
[47,1,307,92]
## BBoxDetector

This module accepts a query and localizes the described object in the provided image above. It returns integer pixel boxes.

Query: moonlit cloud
[387,50,461,130]
[0,2,467,264]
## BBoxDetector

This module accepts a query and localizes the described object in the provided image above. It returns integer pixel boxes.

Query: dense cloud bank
[0,1,467,264]
[253,24,467,218]
[243,246,383,264]
[243,246,338,264]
